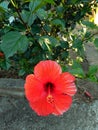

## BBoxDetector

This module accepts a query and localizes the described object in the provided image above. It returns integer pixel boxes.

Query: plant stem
[83,31,98,43]
[11,1,34,37]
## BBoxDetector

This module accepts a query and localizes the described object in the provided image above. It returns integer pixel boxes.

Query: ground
[0,78,98,130]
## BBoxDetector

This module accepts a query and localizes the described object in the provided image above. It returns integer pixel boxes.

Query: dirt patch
[0,69,25,79]
[74,79,98,103]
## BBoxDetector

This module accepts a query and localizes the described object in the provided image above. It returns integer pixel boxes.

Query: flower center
[45,82,54,104]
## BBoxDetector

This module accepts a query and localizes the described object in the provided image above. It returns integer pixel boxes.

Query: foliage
[0,0,98,81]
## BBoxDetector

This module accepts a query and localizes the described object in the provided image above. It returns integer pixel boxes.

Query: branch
[83,31,98,43]
[16,8,34,37]
[11,1,34,37]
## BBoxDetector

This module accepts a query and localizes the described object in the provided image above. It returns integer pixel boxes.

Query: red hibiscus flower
[24,60,77,116]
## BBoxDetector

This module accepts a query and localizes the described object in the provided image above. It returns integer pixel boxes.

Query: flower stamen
[47,84,54,104]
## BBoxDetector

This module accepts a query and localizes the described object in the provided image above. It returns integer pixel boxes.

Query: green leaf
[31,25,41,34]
[1,31,29,58]
[38,36,59,51]
[69,60,85,78]
[0,6,6,13]
[29,0,44,14]
[60,41,69,49]
[46,36,59,47]
[82,21,98,29]
[0,58,11,70]
[21,10,36,26]
[69,68,85,78]
[19,69,26,76]
[51,19,65,29]
[36,9,47,20]
[62,65,68,72]
[0,1,9,10]
[44,0,55,4]
[94,38,98,48]
[6,59,11,70]
[39,36,52,51]
[21,0,30,3]
[72,60,82,69]
[87,76,98,82]
[73,38,82,48]
[88,65,98,75]
[0,1,9,21]
[0,7,5,21]
[56,6,64,15]
[61,51,68,59]
[29,0,54,15]
[43,25,51,33]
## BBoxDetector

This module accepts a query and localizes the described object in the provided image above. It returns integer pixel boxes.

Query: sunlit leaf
[39,36,59,51]
[0,1,9,10]
[82,20,98,29]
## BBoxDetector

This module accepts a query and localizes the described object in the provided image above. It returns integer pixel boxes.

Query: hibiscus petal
[55,72,77,96]
[29,96,54,116]
[34,60,62,83]
[24,74,44,102]
[53,94,72,115]
[61,72,75,82]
